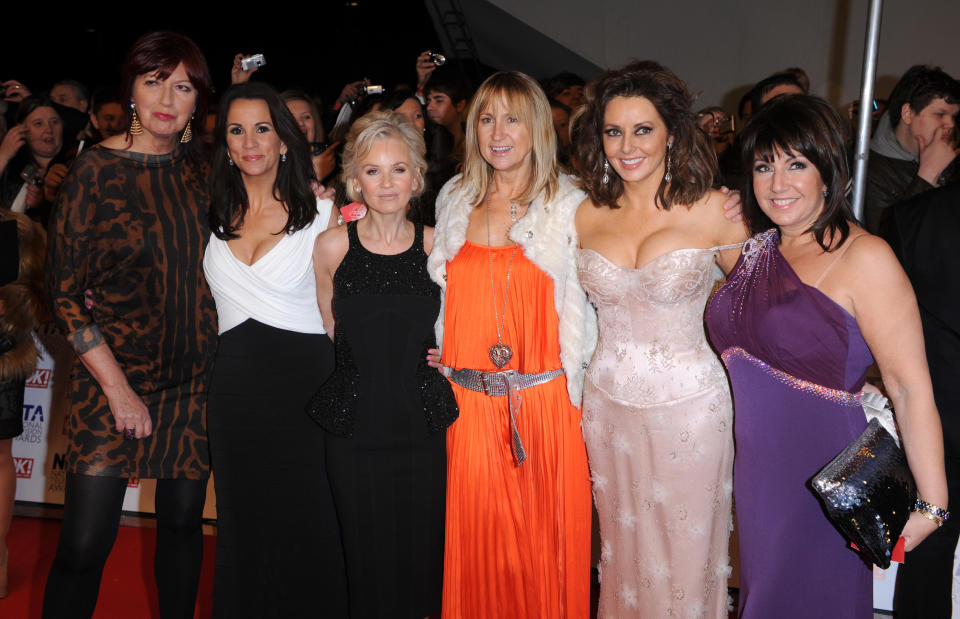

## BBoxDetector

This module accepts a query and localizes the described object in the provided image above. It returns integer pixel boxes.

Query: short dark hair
[210,82,317,241]
[738,88,754,122]
[424,66,471,104]
[119,31,213,147]
[751,72,805,112]
[381,89,422,113]
[781,67,810,92]
[90,86,122,115]
[886,65,960,128]
[52,79,89,103]
[573,60,717,210]
[550,99,572,114]
[280,89,325,141]
[542,71,585,100]
[15,96,60,125]
[739,94,852,251]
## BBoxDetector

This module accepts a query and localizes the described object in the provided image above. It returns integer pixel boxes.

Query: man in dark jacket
[866,66,960,234]
[884,183,960,619]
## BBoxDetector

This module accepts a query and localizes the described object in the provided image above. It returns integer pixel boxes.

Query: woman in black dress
[204,82,345,619]
[308,110,457,618]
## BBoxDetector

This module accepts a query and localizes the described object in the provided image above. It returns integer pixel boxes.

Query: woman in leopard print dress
[42,32,217,619]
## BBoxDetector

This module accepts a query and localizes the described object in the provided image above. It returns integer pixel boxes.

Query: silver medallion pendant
[488,343,513,369]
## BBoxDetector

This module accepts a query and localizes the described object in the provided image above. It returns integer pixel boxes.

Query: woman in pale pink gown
[572,61,746,618]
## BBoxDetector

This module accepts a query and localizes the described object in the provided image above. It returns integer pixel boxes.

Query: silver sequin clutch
[811,416,916,568]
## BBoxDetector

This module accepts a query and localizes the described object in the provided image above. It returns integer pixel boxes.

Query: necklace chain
[487,194,517,368]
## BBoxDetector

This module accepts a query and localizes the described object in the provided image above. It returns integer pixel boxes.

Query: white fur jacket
[427,173,598,407]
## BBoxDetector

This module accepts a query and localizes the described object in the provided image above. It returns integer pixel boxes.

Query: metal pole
[851,0,884,222]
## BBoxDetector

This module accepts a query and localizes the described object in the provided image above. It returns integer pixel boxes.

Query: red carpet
[0,516,215,619]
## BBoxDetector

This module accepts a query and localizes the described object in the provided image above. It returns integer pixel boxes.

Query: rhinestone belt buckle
[479,372,491,395]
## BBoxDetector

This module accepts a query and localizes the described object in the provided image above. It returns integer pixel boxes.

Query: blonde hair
[341,111,427,203]
[459,72,558,206]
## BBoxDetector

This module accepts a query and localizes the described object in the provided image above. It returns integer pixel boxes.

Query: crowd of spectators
[3,55,957,236]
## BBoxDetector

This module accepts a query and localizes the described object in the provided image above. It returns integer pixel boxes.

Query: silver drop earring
[664,143,673,184]
[227,155,234,166]
[602,159,610,185]
[281,152,287,163]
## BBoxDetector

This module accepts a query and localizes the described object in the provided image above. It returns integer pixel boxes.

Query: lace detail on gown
[578,247,734,619]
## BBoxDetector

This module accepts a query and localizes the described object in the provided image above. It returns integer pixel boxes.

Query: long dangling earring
[129,103,144,135]
[664,142,673,183]
[227,155,234,166]
[180,115,194,143]
[601,159,611,185]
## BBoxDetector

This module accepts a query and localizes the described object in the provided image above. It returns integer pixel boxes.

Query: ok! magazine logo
[26,368,52,389]
[14,457,34,479]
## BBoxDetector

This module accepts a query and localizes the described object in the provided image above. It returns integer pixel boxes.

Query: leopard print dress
[47,145,217,479]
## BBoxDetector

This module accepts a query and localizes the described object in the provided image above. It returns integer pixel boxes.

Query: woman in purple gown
[706,94,948,618]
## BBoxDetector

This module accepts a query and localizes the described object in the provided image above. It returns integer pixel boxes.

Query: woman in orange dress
[427,72,596,618]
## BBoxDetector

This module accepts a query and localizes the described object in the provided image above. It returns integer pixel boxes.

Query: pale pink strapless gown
[577,247,735,619]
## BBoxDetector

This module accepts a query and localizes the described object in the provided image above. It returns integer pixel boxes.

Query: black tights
[42,473,207,619]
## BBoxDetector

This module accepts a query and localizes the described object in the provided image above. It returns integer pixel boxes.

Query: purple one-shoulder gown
[706,230,873,618]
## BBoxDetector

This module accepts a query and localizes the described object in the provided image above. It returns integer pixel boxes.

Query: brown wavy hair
[573,60,716,209]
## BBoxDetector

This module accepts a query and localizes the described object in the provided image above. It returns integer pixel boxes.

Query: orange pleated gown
[441,242,592,619]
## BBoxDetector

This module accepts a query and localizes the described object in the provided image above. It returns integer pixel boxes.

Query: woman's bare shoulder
[835,226,905,288]
[693,189,749,244]
[838,226,893,263]
[314,223,349,256]
[575,196,599,213]
[575,196,604,224]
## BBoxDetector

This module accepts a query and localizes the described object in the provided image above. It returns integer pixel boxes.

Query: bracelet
[915,498,950,527]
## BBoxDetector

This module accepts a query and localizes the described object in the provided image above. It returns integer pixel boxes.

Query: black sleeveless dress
[308,222,458,618]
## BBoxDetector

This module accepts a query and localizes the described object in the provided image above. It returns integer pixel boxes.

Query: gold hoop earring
[129,103,144,135]
[180,116,194,143]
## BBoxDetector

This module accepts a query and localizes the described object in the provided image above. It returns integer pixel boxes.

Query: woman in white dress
[203,82,345,619]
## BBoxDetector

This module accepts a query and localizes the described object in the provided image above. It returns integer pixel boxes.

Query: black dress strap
[346,219,360,248]
[345,220,423,257]
[413,222,425,257]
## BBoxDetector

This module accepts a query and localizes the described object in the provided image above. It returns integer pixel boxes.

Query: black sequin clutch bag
[811,416,916,569]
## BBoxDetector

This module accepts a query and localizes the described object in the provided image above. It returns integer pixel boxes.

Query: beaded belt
[441,366,564,466]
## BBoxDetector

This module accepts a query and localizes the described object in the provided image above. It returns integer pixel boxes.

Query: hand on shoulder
[701,189,749,246]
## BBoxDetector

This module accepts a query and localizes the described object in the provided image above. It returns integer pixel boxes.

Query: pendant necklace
[487,193,517,369]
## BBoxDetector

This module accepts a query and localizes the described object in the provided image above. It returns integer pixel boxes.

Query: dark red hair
[119,31,213,142]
